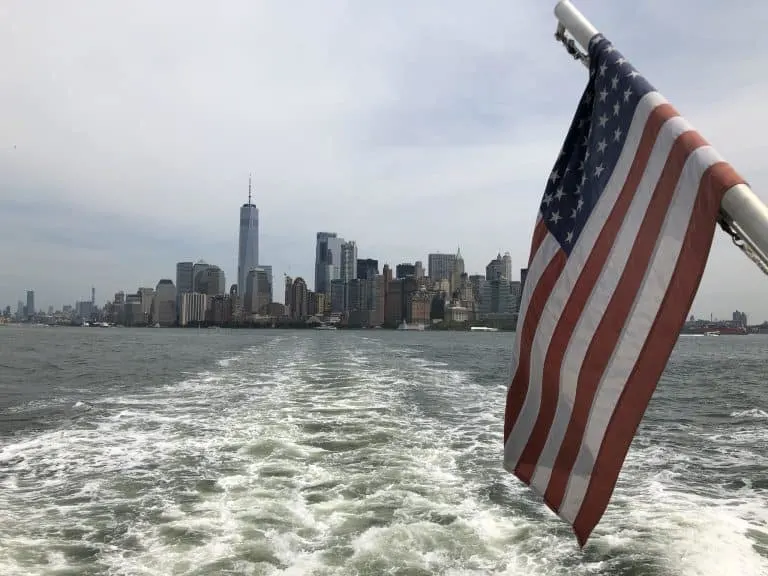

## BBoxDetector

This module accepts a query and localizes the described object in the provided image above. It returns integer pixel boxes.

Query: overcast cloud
[1,0,767,321]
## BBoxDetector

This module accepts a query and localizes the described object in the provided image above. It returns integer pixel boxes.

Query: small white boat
[470,326,499,332]
[315,324,337,330]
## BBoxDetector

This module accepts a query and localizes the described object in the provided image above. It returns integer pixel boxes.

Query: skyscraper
[486,253,509,281]
[192,261,226,296]
[315,232,334,293]
[245,267,272,315]
[315,232,344,294]
[356,258,379,280]
[26,290,34,317]
[414,261,425,279]
[153,279,177,326]
[501,252,512,281]
[340,240,357,283]
[428,253,456,283]
[238,176,259,295]
[451,247,465,293]
[176,262,194,294]
[396,263,416,279]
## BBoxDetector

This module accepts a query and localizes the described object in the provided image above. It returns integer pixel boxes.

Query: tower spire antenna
[248,173,252,205]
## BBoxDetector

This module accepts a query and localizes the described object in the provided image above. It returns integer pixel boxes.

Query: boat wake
[0,333,765,575]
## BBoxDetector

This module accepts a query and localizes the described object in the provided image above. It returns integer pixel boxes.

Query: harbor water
[0,327,766,575]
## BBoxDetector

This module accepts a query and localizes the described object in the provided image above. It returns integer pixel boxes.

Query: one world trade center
[237,176,259,296]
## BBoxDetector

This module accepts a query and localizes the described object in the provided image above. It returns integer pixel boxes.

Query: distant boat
[682,322,747,335]
[470,326,499,332]
[397,321,425,331]
[315,324,337,330]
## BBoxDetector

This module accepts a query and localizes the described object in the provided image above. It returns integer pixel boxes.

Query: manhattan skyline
[2,0,768,319]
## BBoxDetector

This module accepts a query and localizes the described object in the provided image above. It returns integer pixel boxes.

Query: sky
[1,0,768,321]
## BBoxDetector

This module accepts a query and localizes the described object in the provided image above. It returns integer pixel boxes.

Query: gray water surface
[0,327,766,575]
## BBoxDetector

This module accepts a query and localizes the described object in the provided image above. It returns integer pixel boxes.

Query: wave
[730,408,768,420]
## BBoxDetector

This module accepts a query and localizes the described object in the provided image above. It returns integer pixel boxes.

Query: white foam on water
[730,408,768,420]
[216,356,240,367]
[603,462,768,575]
[0,333,765,575]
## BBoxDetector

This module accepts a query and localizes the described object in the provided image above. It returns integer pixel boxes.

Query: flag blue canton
[541,34,655,254]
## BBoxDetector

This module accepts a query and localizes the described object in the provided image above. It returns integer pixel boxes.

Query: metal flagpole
[552,0,768,276]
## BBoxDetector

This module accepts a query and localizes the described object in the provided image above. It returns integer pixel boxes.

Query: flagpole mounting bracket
[718,212,768,276]
[555,23,589,67]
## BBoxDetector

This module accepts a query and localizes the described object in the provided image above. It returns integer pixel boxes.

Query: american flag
[503,33,744,546]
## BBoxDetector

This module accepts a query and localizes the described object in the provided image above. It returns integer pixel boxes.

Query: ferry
[470,326,499,332]
[682,324,747,335]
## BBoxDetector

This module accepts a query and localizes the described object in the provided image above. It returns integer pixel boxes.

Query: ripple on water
[0,332,766,575]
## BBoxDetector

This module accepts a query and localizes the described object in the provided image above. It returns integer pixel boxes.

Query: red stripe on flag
[504,249,567,443]
[529,219,548,266]
[513,103,677,486]
[572,161,744,546]
[545,116,705,512]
